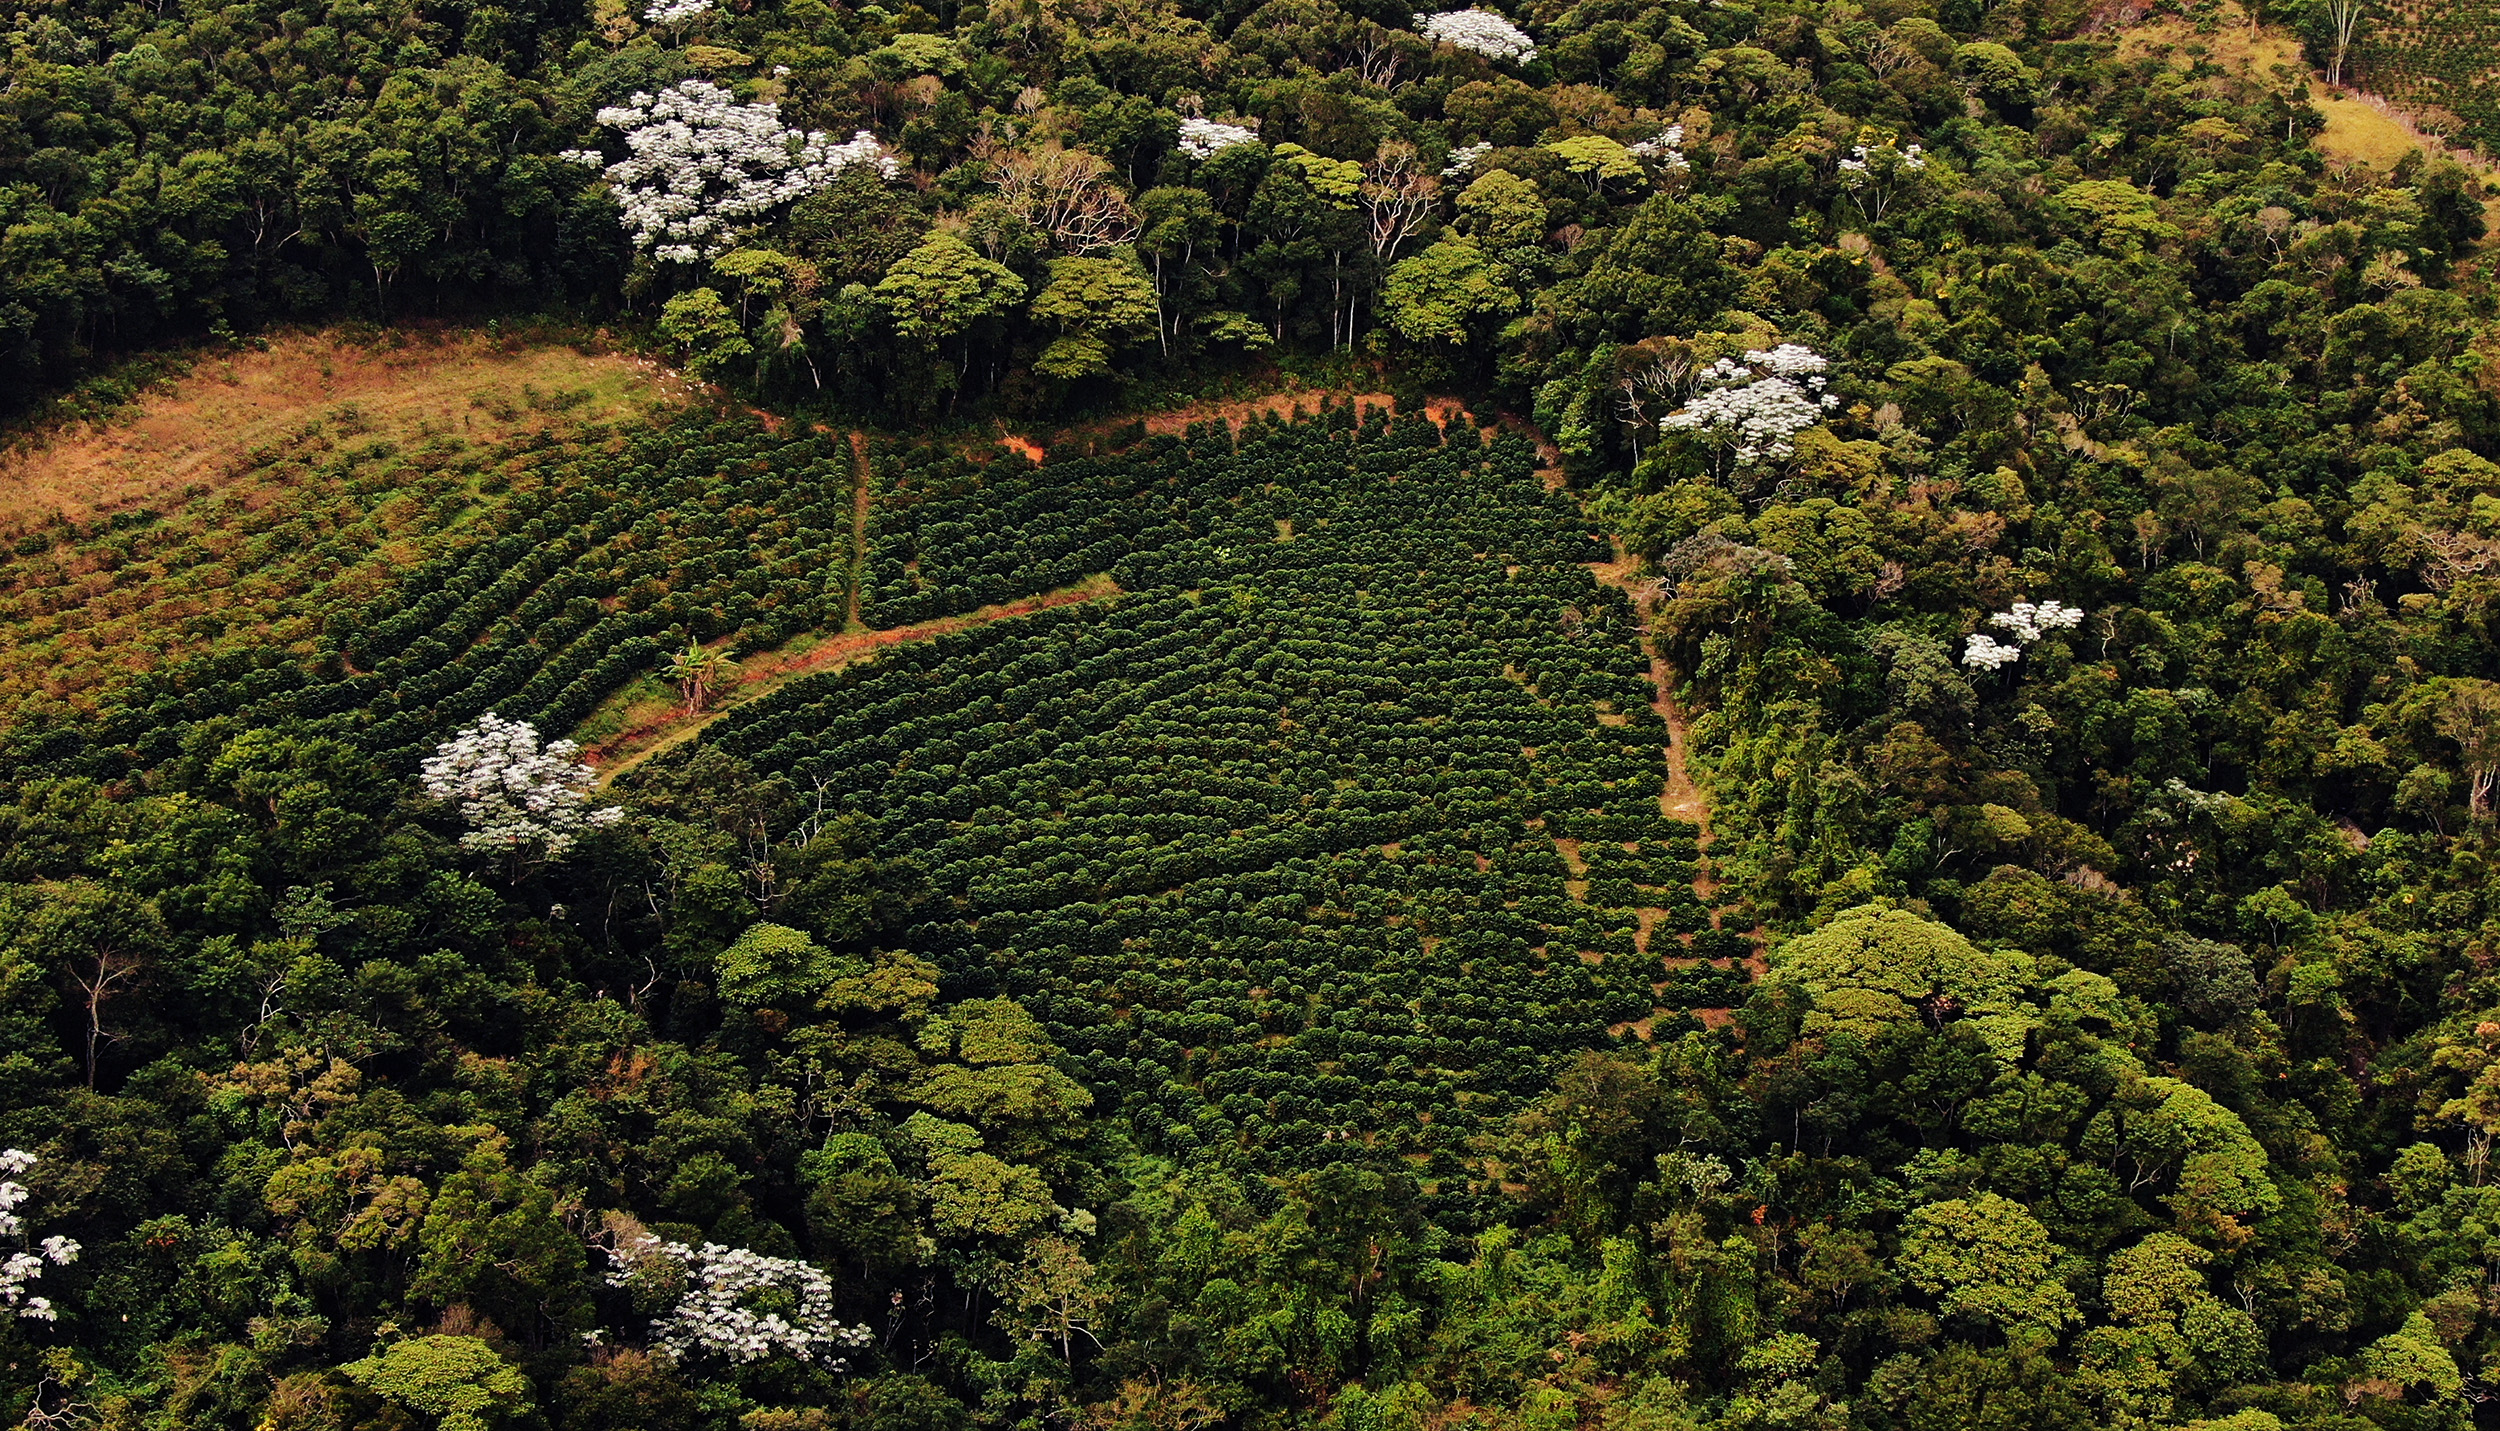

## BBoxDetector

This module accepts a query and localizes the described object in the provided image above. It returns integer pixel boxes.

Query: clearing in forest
[0,329,661,542]
[0,330,674,721]
[2113,6,2493,187]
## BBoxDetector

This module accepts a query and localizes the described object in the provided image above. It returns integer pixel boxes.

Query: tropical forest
[2,0,2500,1420]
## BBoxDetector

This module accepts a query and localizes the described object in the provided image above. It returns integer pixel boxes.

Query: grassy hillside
[0,409,865,778]
[2114,9,2438,166]
[0,332,664,721]
[2357,0,2500,153]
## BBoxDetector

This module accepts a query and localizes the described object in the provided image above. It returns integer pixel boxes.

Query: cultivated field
[0,330,671,717]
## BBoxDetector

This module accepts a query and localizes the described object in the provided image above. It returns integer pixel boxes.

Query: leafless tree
[1857,26,1919,77]
[69,941,145,1090]
[983,140,1141,255]
[1360,142,1439,264]
[2322,0,2365,85]
[1349,26,1411,89]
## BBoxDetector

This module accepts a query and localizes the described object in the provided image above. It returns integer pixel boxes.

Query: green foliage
[1030,254,1160,380]
[874,233,1030,344]
[716,923,835,1007]
[1897,1193,2079,1340]
[339,1335,532,1431]
[16,0,2500,1421]
[658,288,756,381]
[1456,172,1550,252]
[1770,904,2036,1062]
[1382,239,1524,347]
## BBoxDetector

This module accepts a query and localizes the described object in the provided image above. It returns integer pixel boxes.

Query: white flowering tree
[1659,342,1839,482]
[0,1151,78,1322]
[1627,124,1690,171]
[1176,118,1259,160]
[1962,600,2085,671]
[571,81,900,263]
[1415,9,1536,62]
[419,713,623,863]
[603,1226,872,1366]
[1441,141,1492,177]
[1837,134,1929,220]
[641,0,710,20]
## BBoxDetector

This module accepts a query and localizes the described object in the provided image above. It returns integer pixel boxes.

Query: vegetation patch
[585,574,1126,783]
[0,339,669,720]
[0,412,858,776]
[0,329,657,542]
[668,407,1735,1188]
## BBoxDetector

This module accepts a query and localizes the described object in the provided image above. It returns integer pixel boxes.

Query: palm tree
[664,637,740,714]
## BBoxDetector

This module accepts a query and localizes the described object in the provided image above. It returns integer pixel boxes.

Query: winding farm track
[845,430,872,631]
[1584,533,1761,1033]
[589,576,1121,786]
[594,386,1745,1024]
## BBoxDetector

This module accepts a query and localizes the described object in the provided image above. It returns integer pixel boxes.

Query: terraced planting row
[675,408,1753,1200]
[857,428,1194,627]
[2356,5,2500,149]
[0,416,856,778]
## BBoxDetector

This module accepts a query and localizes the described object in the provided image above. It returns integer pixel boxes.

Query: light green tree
[872,231,1029,383]
[2075,1233,2270,1427]
[339,1335,532,1431]
[1956,40,2038,102]
[715,922,834,1007]
[2058,180,2179,250]
[1270,143,1363,200]
[901,1113,1057,1238]
[987,1234,1109,1360]
[1769,904,2037,1061]
[1381,237,1523,346]
[2184,1415,2285,1431]
[1029,250,1159,379]
[1543,135,1644,196]
[656,286,753,382]
[912,998,1095,1158]
[2364,1312,2464,1404]
[1897,1192,2078,1340]
[2082,1072,2281,1231]
[1457,169,1549,251]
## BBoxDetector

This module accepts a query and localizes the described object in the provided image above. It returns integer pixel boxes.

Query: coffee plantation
[676,407,1745,1209]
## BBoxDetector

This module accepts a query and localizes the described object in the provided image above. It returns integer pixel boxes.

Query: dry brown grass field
[0,329,675,718]
[2113,4,2500,213]
[0,328,661,543]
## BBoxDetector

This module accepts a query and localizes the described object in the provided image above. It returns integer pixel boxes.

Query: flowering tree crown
[1627,124,1689,169]
[1659,343,1839,469]
[1441,141,1493,177]
[1963,600,2085,670]
[604,1229,873,1365]
[1415,9,1537,62]
[0,1151,78,1322]
[1176,118,1260,159]
[419,713,623,859]
[577,81,900,262]
[1838,140,1925,177]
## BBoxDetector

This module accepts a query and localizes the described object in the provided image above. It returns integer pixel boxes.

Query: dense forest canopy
[8,0,2500,1422]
